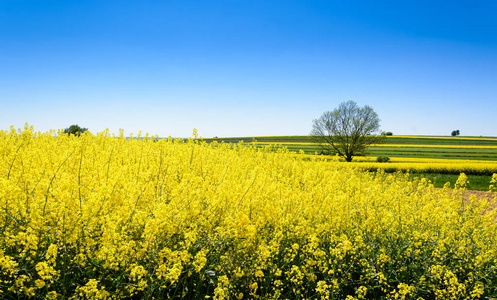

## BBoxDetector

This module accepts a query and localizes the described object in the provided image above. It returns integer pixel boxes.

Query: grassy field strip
[388,135,497,140]
[357,157,497,164]
[379,157,497,164]
[249,141,497,149]
[372,144,497,149]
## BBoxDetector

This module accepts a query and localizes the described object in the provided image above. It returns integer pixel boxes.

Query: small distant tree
[64,124,88,136]
[451,130,460,137]
[385,132,393,136]
[310,101,385,162]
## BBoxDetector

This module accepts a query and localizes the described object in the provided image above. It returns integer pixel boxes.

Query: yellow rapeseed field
[252,142,497,150]
[295,154,497,175]
[348,161,497,175]
[1,125,497,299]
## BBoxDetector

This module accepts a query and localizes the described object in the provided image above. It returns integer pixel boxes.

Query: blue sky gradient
[2,0,496,137]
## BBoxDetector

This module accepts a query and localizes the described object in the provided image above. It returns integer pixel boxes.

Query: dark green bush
[64,124,88,136]
[377,156,390,163]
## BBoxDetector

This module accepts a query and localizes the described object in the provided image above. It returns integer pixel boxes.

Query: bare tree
[311,101,385,162]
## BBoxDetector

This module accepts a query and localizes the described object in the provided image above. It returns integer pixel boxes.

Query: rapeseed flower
[0,125,496,298]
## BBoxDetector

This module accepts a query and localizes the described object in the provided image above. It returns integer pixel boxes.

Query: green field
[409,173,494,191]
[205,135,497,144]
[202,135,497,191]
[203,135,497,161]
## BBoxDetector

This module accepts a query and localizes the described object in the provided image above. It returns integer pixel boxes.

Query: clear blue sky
[1,0,496,137]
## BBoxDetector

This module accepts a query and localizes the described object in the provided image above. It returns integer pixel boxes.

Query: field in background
[203,135,497,161]
[203,135,497,190]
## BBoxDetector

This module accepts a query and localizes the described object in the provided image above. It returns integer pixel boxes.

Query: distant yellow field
[250,141,497,149]
[227,135,497,141]
[388,135,497,141]
[349,161,497,174]
[292,153,497,174]
[298,153,497,164]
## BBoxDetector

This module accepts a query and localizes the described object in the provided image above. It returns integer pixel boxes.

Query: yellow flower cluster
[1,125,497,299]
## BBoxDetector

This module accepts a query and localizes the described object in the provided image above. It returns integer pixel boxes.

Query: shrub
[451,130,460,136]
[377,156,390,163]
[63,124,88,136]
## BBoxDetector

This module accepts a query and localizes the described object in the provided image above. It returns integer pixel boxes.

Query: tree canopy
[310,101,385,162]
[64,124,88,136]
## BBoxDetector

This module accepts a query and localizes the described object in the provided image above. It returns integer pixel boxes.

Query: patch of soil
[463,190,497,213]
[463,189,497,200]
[435,188,497,215]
